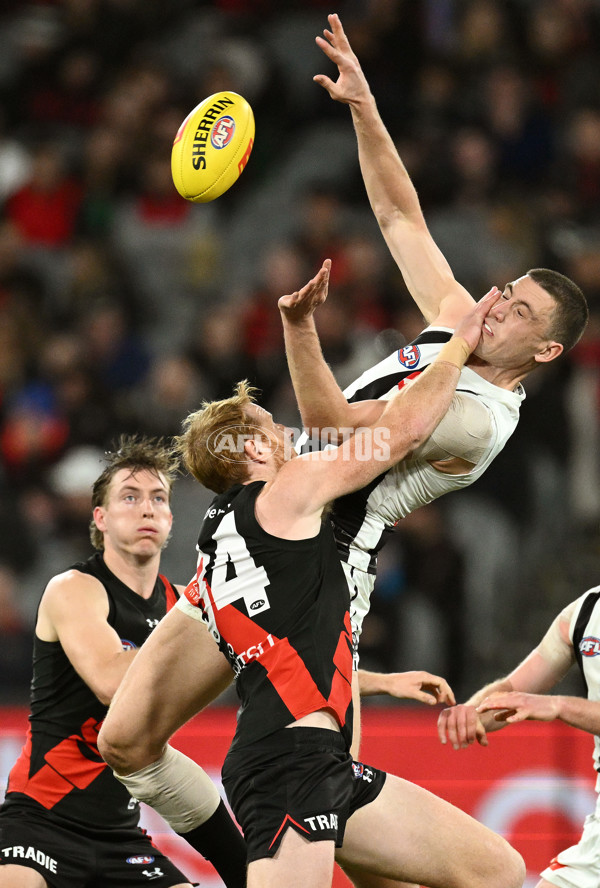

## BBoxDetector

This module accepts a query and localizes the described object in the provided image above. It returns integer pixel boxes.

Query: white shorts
[541,794,600,888]
[341,562,375,670]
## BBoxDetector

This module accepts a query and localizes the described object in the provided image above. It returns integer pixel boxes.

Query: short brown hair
[527,268,589,352]
[90,435,178,549]
[175,380,259,494]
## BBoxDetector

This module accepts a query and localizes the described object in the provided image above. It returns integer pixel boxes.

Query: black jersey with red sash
[183,481,353,752]
[2,553,179,835]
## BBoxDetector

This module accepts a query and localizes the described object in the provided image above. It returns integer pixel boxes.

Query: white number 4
[204,511,270,615]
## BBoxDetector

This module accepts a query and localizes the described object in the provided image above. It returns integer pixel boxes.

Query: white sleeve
[412,392,494,464]
[536,603,577,672]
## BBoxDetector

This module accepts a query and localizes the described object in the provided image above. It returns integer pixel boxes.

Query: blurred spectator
[0,383,70,482]
[0,564,32,703]
[5,141,83,247]
[187,304,253,401]
[79,299,150,394]
[239,242,308,401]
[0,107,31,201]
[126,353,204,438]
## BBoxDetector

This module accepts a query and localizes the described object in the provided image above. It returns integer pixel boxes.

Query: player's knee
[97,722,129,774]
[490,842,525,888]
[97,720,159,775]
[507,845,526,888]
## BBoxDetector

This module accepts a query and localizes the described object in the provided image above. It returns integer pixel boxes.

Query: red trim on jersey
[6,726,34,795]
[159,574,179,611]
[269,813,310,849]
[328,612,353,717]
[7,718,105,810]
[548,858,567,870]
[397,371,421,390]
[203,579,352,728]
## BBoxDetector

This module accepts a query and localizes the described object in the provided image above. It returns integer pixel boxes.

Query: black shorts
[0,806,193,888]
[222,726,386,863]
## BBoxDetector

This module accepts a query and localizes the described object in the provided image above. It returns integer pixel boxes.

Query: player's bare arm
[261,289,498,537]
[280,258,500,469]
[314,13,474,326]
[439,606,576,749]
[477,691,600,736]
[279,258,385,434]
[358,669,455,706]
[36,570,137,705]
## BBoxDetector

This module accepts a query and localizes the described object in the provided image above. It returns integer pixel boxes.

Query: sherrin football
[171,91,254,203]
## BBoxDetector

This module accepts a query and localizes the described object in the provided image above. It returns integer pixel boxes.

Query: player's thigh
[100,607,232,771]
[0,865,48,888]
[248,828,334,888]
[350,671,362,759]
[336,773,524,888]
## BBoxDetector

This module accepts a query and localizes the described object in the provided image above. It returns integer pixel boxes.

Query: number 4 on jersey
[202,511,271,616]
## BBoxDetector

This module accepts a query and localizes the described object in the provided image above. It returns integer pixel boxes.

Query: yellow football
[171,91,255,202]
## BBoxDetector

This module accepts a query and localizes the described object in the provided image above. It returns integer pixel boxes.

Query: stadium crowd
[0,0,599,703]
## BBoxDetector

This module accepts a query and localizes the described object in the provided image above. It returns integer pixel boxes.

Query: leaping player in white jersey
[437,583,600,888]
[278,13,589,755]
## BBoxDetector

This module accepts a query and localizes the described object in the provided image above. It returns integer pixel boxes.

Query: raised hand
[453,286,502,354]
[313,13,372,106]
[278,258,331,322]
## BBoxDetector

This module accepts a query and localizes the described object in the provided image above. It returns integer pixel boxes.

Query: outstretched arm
[437,604,577,750]
[477,689,600,735]
[279,258,384,436]
[359,669,455,707]
[314,14,474,326]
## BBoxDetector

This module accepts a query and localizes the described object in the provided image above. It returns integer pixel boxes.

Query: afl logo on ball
[398,345,421,368]
[580,636,600,656]
[211,116,236,149]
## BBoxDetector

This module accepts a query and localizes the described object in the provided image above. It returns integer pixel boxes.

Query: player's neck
[245,463,277,485]
[466,356,528,391]
[101,545,161,599]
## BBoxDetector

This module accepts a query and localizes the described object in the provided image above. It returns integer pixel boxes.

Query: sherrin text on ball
[171,91,254,202]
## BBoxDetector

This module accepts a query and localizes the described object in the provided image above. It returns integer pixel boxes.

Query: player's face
[473,274,561,369]
[245,404,296,468]
[94,468,173,557]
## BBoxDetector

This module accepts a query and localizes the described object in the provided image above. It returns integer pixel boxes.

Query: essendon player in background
[99,264,523,888]
[0,436,245,888]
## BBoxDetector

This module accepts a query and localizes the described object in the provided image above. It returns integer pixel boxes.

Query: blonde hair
[175,380,260,494]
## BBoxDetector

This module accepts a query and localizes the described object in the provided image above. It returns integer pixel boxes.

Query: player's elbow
[377,206,425,236]
[390,415,431,462]
[93,680,119,708]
